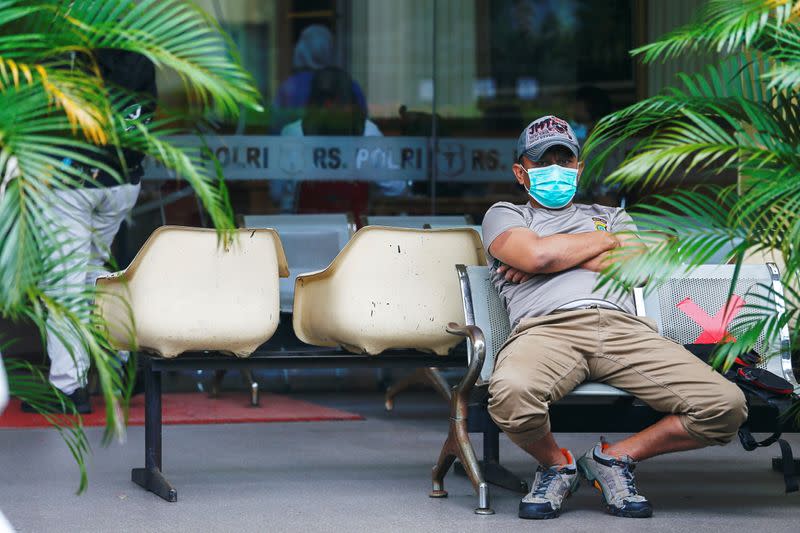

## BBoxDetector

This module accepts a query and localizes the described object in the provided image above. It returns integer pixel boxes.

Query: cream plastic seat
[293,226,486,355]
[96,226,288,358]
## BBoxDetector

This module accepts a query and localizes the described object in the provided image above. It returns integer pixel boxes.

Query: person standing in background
[21,50,156,414]
[0,353,13,531]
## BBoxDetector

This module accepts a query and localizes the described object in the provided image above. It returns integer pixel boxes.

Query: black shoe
[20,387,93,414]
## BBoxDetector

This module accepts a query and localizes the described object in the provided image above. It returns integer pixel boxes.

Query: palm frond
[65,0,263,117]
[596,187,752,296]
[583,0,799,413]
[0,0,261,490]
[583,56,779,181]
[633,0,795,62]
[4,357,92,493]
[0,57,110,144]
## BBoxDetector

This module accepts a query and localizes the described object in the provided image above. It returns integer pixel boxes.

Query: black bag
[733,368,797,494]
[686,344,798,493]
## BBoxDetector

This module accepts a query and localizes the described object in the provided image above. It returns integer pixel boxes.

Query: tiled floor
[2,391,799,533]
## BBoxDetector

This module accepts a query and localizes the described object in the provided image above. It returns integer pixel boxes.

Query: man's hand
[497,263,533,284]
[580,231,644,272]
[579,251,612,273]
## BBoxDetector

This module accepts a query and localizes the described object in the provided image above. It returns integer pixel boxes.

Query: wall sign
[142,135,519,183]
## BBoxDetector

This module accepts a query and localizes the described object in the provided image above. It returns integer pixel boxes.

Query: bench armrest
[446,322,486,420]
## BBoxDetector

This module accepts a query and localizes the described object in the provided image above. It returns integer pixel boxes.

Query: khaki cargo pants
[488,308,748,448]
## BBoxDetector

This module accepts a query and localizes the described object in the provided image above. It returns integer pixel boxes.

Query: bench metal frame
[130,262,798,514]
[430,263,799,514]
[132,348,468,502]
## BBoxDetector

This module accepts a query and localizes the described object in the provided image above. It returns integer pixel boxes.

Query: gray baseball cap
[516,115,581,163]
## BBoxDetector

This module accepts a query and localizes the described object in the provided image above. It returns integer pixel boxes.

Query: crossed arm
[488,227,643,283]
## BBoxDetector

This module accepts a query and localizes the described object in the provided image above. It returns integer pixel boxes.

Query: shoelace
[532,467,561,498]
[610,460,639,497]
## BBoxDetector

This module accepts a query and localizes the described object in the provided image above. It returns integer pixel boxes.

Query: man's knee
[487,371,550,442]
[685,380,748,445]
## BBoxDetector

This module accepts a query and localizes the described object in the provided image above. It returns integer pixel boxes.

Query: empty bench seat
[96,226,288,358]
[293,226,486,355]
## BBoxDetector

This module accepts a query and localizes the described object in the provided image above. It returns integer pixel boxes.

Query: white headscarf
[292,24,334,70]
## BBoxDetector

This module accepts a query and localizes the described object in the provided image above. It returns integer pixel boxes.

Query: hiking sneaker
[577,441,653,518]
[519,449,579,520]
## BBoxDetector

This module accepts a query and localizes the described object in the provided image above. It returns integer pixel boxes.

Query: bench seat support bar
[131,348,469,503]
[131,359,177,502]
[430,323,493,514]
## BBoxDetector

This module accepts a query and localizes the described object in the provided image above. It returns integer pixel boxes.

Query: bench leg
[454,420,528,493]
[132,360,177,502]
[481,421,528,493]
[208,370,259,407]
[385,368,451,410]
[243,369,259,407]
[431,324,495,514]
[208,370,225,398]
[430,416,493,514]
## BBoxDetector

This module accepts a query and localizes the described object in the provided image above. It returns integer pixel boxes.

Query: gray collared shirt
[482,201,637,328]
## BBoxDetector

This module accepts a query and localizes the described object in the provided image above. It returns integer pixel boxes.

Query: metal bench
[108,226,486,502]
[432,263,798,514]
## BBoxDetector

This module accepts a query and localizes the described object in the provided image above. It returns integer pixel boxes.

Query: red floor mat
[0,393,364,428]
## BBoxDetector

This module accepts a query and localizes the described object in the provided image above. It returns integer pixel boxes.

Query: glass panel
[167,0,439,223]
[140,0,643,233]
[435,0,638,220]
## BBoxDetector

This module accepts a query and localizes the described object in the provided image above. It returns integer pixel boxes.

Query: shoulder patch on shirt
[592,216,608,232]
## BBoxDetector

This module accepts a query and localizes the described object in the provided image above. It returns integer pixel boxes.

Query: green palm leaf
[3,356,92,493]
[0,0,262,492]
[586,0,800,408]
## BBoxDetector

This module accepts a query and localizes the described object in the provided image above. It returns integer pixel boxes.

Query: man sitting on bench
[482,115,747,520]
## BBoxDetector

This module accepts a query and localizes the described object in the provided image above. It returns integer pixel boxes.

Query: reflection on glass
[146,0,638,224]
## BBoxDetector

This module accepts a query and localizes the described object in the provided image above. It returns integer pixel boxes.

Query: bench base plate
[132,467,177,502]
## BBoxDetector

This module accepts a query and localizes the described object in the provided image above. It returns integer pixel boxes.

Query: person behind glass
[570,85,624,205]
[269,24,366,213]
[274,67,407,215]
[570,85,612,145]
[21,50,156,414]
[270,24,366,135]
[481,115,747,520]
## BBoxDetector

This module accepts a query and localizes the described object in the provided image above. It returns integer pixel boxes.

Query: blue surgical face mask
[526,164,578,209]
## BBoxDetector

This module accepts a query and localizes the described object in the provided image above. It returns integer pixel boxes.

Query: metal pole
[144,359,162,471]
[212,0,246,135]
[430,0,438,215]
